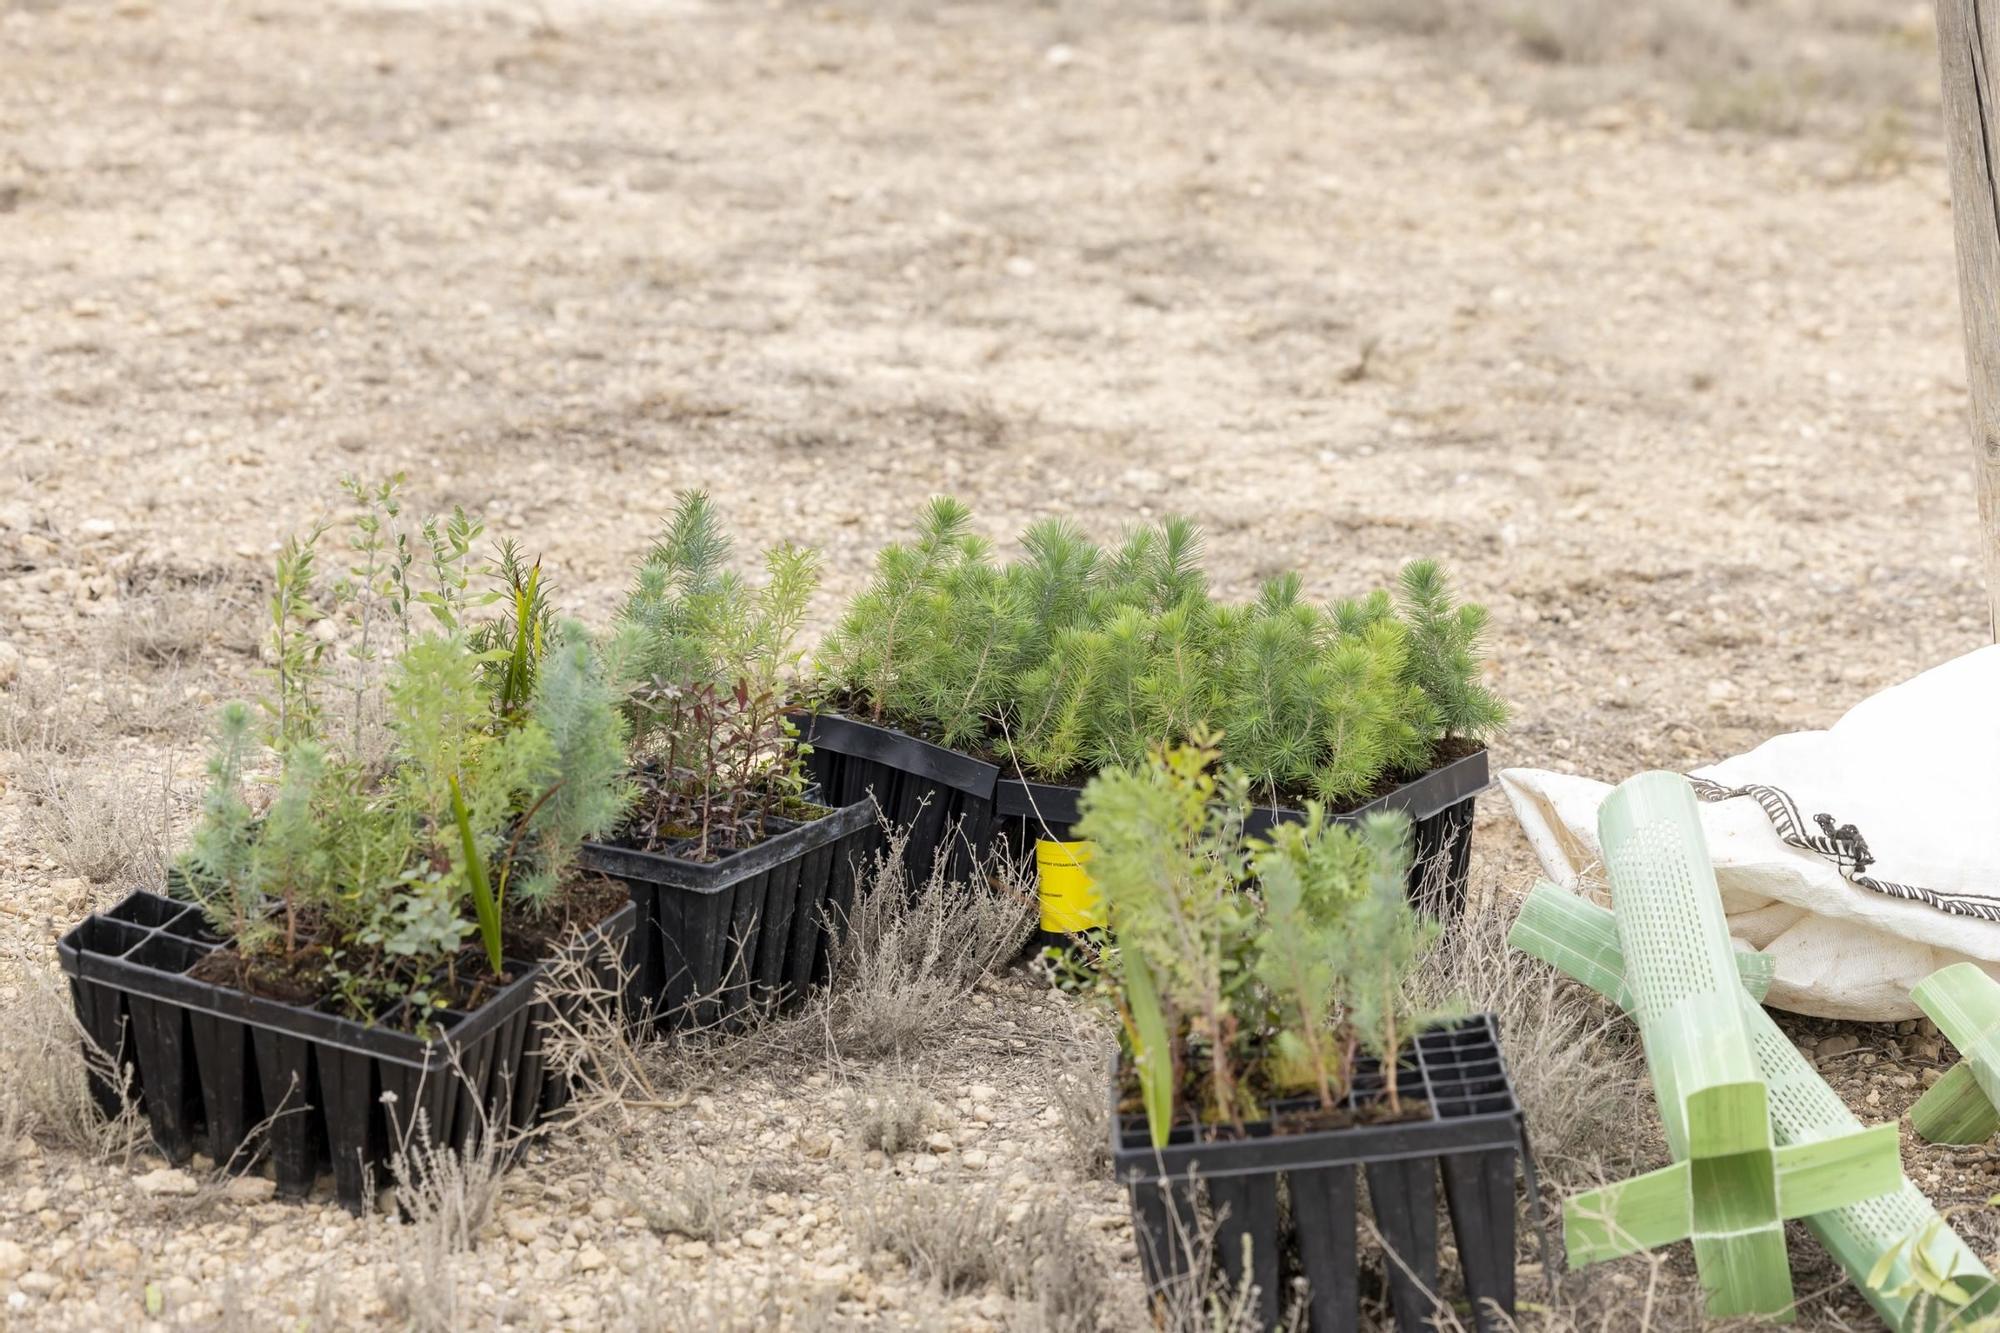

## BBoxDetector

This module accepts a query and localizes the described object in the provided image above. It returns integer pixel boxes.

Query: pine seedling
[1253,853,1347,1109]
[1012,517,1101,659]
[1094,515,1207,617]
[727,541,820,696]
[617,490,821,746]
[817,495,985,723]
[1209,588,1330,804]
[1394,559,1507,743]
[505,624,635,913]
[181,701,260,941]
[1311,619,1432,802]
[906,558,1033,748]
[1008,622,1101,778]
[255,738,334,955]
[1332,812,1430,1112]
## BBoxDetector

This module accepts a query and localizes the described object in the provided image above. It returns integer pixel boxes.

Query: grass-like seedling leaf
[450,773,503,977]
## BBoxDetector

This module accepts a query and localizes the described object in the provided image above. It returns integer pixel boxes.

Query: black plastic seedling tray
[1112,1013,1535,1333]
[579,798,872,1030]
[58,890,631,1211]
[789,710,999,887]
[1000,746,1490,918]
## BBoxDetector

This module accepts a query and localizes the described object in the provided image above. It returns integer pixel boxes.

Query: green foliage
[1076,741,1434,1145]
[507,624,635,910]
[823,498,1504,805]
[615,489,820,745]
[1330,813,1436,1112]
[471,541,551,727]
[335,473,414,748]
[262,520,331,748]
[450,775,503,976]
[816,495,989,731]
[179,491,634,1024]
[1393,559,1509,741]
[181,702,261,939]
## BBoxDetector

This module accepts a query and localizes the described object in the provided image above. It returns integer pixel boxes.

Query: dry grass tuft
[627,1159,769,1243]
[110,574,257,668]
[0,668,107,756]
[853,1074,942,1156]
[1411,894,1653,1190]
[17,752,176,887]
[0,966,147,1163]
[378,1093,513,1333]
[821,829,1036,1062]
[1046,1021,1114,1176]
[602,1267,855,1332]
[848,1177,1109,1330]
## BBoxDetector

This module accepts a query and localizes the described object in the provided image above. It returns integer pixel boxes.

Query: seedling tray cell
[580,798,872,1029]
[1111,1013,1531,1333]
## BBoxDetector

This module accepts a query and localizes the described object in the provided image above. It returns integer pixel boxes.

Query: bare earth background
[2,0,1996,1328]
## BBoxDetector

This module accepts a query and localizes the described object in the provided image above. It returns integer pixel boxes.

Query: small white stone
[0,1240,27,1280]
[133,1168,198,1197]
[79,518,117,537]
[223,1176,275,1204]
[574,1246,607,1273]
[16,1272,57,1297]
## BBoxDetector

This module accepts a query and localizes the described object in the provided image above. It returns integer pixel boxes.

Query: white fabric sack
[1501,645,2000,1020]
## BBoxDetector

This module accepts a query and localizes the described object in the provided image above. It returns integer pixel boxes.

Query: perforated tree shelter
[1532,773,1907,1322]
[1909,964,2000,1146]
[1513,875,2000,1332]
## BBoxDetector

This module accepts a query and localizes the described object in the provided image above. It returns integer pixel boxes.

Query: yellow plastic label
[1036,839,1106,934]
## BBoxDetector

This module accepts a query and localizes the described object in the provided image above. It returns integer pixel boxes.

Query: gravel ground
[2,0,1997,1327]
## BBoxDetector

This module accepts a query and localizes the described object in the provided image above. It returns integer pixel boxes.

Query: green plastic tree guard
[1512,879,2000,1332]
[1910,963,2000,1145]
[1557,772,1903,1321]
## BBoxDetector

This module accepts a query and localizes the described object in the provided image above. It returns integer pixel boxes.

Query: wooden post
[1935,0,2000,636]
